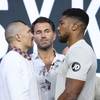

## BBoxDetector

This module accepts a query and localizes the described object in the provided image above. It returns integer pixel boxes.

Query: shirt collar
[10,47,31,60]
[33,49,56,60]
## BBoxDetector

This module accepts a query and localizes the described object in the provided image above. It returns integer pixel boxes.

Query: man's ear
[71,23,78,31]
[15,33,21,42]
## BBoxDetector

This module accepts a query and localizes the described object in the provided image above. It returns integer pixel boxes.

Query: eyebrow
[44,28,49,31]
[36,28,50,32]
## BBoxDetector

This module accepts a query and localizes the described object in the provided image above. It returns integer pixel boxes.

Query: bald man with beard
[0,21,39,100]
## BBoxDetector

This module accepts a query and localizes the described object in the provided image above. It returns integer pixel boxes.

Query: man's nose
[41,32,46,37]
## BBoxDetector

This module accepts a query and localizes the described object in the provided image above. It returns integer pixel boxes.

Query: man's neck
[68,34,83,47]
[10,43,28,53]
[38,48,55,59]
[38,48,55,71]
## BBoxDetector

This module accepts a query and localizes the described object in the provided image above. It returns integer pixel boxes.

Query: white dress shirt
[32,51,64,100]
[0,50,39,100]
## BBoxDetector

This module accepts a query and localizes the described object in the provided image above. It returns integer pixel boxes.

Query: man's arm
[58,78,85,100]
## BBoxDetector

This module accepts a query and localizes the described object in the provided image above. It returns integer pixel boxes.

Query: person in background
[31,17,64,100]
[55,8,97,100]
[0,20,39,100]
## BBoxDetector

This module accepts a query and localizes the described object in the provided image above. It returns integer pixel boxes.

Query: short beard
[38,44,52,51]
[59,35,68,43]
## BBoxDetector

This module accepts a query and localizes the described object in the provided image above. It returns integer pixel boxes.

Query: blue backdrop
[0,0,100,73]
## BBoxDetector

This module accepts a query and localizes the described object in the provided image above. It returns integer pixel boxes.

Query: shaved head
[5,21,27,43]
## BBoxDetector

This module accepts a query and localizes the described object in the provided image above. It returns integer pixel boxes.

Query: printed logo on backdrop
[0,0,100,60]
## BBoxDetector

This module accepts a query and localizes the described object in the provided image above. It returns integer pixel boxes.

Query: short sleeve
[66,50,92,81]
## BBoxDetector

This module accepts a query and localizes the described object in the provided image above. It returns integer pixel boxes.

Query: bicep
[59,78,85,100]
[65,78,85,95]
[58,78,85,100]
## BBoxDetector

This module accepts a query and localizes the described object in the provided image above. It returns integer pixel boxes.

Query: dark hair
[31,17,55,33]
[62,8,89,27]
